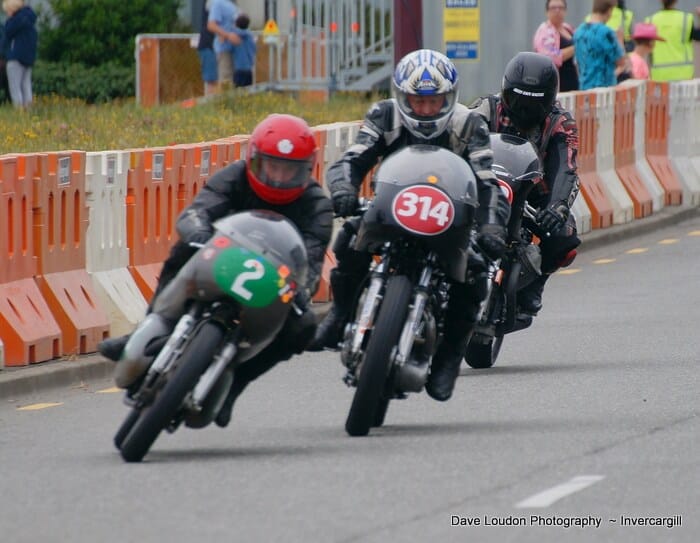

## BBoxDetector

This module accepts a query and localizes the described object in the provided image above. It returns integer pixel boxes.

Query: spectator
[0,18,11,104]
[232,13,256,88]
[574,0,626,90]
[197,1,218,96]
[207,0,241,89]
[533,0,579,91]
[586,0,635,52]
[1,0,37,108]
[628,22,665,79]
[645,1,700,82]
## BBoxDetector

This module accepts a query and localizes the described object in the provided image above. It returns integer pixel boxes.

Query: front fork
[341,258,388,374]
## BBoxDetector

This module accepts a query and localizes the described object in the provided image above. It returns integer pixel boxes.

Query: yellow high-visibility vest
[645,10,695,81]
[586,7,633,40]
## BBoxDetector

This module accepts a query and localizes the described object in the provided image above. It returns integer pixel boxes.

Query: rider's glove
[183,229,213,246]
[537,202,569,235]
[476,223,507,260]
[332,182,359,217]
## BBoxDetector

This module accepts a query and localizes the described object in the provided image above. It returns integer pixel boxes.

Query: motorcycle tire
[345,275,412,437]
[372,397,390,428]
[464,334,504,369]
[114,408,140,450]
[119,321,225,462]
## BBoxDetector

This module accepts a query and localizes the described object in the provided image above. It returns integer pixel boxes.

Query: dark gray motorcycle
[464,134,546,369]
[340,145,480,436]
[114,210,308,462]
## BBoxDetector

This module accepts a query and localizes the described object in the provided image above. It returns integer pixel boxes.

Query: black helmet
[501,52,559,130]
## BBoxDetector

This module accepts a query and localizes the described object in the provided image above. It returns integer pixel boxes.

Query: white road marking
[515,475,605,508]
[593,258,616,264]
[658,238,679,245]
[626,248,648,254]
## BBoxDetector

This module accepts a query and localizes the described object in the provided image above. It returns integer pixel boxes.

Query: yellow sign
[444,1,480,61]
[263,19,280,37]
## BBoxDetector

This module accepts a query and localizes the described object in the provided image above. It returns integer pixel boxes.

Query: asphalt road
[1,214,699,543]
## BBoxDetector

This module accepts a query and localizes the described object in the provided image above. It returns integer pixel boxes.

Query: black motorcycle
[464,133,545,369]
[114,210,308,462]
[339,145,480,436]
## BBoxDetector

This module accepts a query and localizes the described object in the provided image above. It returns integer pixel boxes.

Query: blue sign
[446,0,478,7]
[446,42,479,60]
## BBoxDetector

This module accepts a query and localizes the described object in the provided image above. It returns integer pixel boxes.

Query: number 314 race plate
[391,185,455,235]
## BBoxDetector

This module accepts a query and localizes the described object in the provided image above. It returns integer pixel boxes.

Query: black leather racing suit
[155,160,333,384]
[325,99,510,350]
[469,95,581,273]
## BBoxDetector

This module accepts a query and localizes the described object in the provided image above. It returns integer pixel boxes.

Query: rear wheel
[345,275,412,437]
[119,322,225,462]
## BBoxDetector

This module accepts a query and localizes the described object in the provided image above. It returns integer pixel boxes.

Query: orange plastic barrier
[614,86,653,218]
[575,93,614,229]
[0,154,62,365]
[645,82,683,205]
[176,143,225,212]
[312,249,336,303]
[127,147,184,300]
[32,152,110,355]
[312,128,327,185]
[215,136,248,165]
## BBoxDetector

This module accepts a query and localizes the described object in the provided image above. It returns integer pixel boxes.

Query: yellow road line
[96,387,121,394]
[626,248,649,254]
[17,402,63,411]
[687,231,700,236]
[593,258,616,264]
[557,268,581,275]
[658,238,679,245]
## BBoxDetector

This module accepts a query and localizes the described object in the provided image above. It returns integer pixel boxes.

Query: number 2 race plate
[391,185,455,236]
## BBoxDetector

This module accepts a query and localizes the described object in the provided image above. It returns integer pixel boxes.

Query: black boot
[215,344,286,427]
[307,269,357,351]
[97,334,130,362]
[215,378,249,428]
[518,274,549,316]
[425,341,465,401]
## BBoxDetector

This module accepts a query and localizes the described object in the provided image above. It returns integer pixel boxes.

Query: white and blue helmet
[392,49,460,140]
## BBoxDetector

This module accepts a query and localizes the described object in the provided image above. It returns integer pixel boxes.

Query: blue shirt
[208,0,239,54]
[233,29,256,71]
[573,22,624,90]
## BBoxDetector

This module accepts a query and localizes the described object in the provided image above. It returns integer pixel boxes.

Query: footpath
[1,204,698,399]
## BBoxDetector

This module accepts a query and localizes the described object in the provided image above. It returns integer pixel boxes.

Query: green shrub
[33,61,135,103]
[37,0,184,68]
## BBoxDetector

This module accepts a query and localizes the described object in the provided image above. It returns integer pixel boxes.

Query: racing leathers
[102,160,333,425]
[309,98,510,401]
[469,94,581,315]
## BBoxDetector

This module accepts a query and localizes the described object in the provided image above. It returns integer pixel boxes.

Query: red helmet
[246,114,318,205]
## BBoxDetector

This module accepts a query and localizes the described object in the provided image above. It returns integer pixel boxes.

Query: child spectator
[232,13,256,88]
[574,0,626,90]
[628,22,665,80]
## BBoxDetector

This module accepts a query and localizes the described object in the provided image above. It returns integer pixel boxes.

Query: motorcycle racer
[98,114,333,427]
[308,49,510,402]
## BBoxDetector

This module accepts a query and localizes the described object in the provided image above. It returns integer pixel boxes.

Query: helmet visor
[396,90,457,122]
[502,88,551,129]
[249,152,313,189]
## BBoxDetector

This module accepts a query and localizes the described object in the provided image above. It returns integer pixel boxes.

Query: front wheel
[119,321,225,462]
[345,275,412,437]
[464,334,504,369]
[114,408,140,450]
